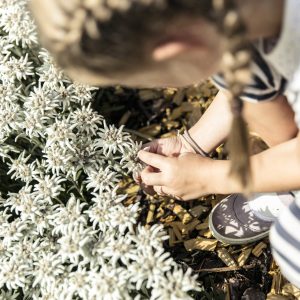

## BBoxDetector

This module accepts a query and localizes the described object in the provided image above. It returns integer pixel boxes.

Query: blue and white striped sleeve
[211,48,287,103]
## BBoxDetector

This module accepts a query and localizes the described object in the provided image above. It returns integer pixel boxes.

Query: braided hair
[31,0,253,193]
[213,0,252,192]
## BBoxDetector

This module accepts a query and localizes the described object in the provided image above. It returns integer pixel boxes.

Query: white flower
[0,256,30,290]
[109,202,140,234]
[5,185,46,224]
[70,103,103,136]
[85,166,120,193]
[0,102,23,137]
[32,252,64,288]
[60,266,91,300]
[66,82,96,105]
[57,224,96,264]
[88,265,130,300]
[0,1,37,47]
[0,290,20,300]
[85,200,113,232]
[151,267,202,300]
[128,247,174,290]
[0,218,30,247]
[43,143,74,176]
[120,141,143,173]
[94,232,138,267]
[23,110,47,138]
[0,82,20,105]
[33,175,65,204]
[24,85,60,118]
[48,194,88,235]
[45,117,77,151]
[7,151,38,183]
[97,122,132,156]
[0,54,34,82]
[129,224,169,251]
[91,188,127,205]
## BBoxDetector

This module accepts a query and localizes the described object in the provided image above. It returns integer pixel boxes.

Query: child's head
[31,0,253,192]
[30,0,227,88]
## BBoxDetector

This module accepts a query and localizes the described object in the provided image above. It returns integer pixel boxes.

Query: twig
[195,263,256,273]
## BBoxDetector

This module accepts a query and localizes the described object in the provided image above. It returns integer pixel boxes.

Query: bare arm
[138,133,300,200]
[189,89,232,153]
[212,134,300,194]
[189,90,298,152]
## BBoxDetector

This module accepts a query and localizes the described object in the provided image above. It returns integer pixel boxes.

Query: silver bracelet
[180,130,209,157]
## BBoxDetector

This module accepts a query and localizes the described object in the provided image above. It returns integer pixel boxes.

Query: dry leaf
[217,248,238,267]
[237,247,252,267]
[125,185,140,194]
[252,242,267,257]
[146,203,156,224]
[189,204,208,218]
[166,203,193,225]
[184,237,218,252]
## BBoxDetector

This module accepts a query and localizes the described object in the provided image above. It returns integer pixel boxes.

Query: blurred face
[31,0,225,88]
[66,20,226,88]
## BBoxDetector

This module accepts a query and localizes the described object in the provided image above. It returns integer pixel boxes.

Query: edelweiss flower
[24,85,60,118]
[32,252,64,288]
[0,256,30,290]
[43,143,74,176]
[57,224,96,264]
[70,103,103,136]
[0,54,34,82]
[109,202,140,234]
[45,118,77,151]
[48,194,88,235]
[88,265,130,300]
[97,122,132,156]
[128,247,174,290]
[6,185,46,223]
[151,267,202,300]
[0,218,30,247]
[7,151,38,183]
[85,166,120,193]
[33,175,65,204]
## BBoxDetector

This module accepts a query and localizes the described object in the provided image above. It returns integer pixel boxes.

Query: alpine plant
[0,1,202,299]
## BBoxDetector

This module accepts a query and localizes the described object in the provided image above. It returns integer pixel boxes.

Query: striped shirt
[212,0,300,288]
[211,46,287,103]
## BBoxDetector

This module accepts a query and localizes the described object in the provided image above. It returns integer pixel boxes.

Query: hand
[133,135,196,189]
[143,135,196,157]
[138,150,214,201]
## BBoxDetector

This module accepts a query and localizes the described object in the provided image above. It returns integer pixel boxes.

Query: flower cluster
[0,0,202,299]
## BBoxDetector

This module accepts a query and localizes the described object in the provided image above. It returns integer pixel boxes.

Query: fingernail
[143,146,150,152]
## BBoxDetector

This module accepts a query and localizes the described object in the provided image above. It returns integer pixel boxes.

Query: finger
[153,185,165,196]
[140,183,155,196]
[133,170,142,184]
[140,166,164,186]
[138,150,168,169]
[142,142,156,152]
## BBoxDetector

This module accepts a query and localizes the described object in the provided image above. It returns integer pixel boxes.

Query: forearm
[210,135,300,194]
[189,89,233,153]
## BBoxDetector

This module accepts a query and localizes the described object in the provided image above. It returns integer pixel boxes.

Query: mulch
[93,81,300,300]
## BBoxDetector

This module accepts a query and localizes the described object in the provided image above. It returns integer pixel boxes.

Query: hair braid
[213,0,253,193]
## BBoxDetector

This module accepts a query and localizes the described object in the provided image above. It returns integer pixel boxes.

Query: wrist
[207,159,243,195]
[181,130,209,157]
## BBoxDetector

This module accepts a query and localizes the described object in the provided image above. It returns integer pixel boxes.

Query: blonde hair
[31,0,253,193]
